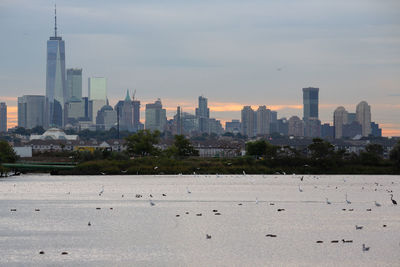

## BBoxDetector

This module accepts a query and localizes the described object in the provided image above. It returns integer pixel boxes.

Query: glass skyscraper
[302,87,319,120]
[46,7,66,128]
[0,102,7,132]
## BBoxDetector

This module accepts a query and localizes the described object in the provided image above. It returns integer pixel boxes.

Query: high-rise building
[208,118,223,135]
[256,106,271,135]
[45,7,66,128]
[343,121,362,138]
[96,105,117,131]
[277,118,289,136]
[195,96,210,133]
[65,97,85,123]
[195,96,210,119]
[270,110,278,134]
[115,90,141,132]
[88,77,107,123]
[370,122,382,137]
[288,116,304,137]
[303,87,319,120]
[333,106,348,139]
[321,123,334,139]
[145,99,166,132]
[66,68,82,101]
[356,101,371,137]
[241,106,255,137]
[175,106,182,135]
[18,95,46,129]
[0,102,7,132]
[303,87,319,137]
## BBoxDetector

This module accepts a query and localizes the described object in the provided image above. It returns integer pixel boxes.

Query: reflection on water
[0,174,399,266]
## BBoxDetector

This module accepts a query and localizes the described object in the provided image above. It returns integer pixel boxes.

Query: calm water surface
[0,174,399,266]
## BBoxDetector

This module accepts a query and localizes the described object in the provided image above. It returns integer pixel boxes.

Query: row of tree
[245,138,400,167]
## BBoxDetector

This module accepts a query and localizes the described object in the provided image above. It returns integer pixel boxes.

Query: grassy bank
[55,156,399,175]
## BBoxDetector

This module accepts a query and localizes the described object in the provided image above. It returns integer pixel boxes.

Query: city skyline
[1,1,399,135]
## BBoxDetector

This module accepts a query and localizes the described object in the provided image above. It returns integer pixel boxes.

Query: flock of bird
[6,174,398,258]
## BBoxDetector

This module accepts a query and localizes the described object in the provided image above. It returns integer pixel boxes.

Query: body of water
[0,174,399,266]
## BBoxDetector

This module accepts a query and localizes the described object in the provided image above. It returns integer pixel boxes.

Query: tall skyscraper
[195,96,210,118]
[46,6,66,128]
[241,106,255,137]
[18,95,46,129]
[333,106,348,139]
[303,87,320,137]
[356,101,371,137]
[0,102,7,132]
[66,68,82,101]
[303,87,319,120]
[176,106,182,135]
[145,99,166,132]
[256,105,271,135]
[88,77,107,123]
[195,96,210,133]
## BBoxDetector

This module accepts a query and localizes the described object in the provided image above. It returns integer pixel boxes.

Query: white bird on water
[255,197,259,205]
[326,198,331,205]
[186,187,191,194]
[149,199,155,206]
[298,185,303,192]
[374,201,381,207]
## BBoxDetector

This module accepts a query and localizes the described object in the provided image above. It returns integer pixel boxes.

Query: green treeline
[58,132,400,175]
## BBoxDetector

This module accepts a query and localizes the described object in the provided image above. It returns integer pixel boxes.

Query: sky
[0,0,399,135]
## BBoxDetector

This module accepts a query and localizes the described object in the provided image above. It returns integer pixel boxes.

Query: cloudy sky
[1,0,399,135]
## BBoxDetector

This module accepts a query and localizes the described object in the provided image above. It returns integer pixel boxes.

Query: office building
[45,6,66,128]
[88,77,107,123]
[175,106,182,135]
[65,96,85,123]
[371,122,382,137]
[303,87,319,137]
[277,118,289,136]
[343,121,362,138]
[66,68,82,100]
[195,96,210,119]
[241,106,255,137]
[356,101,371,137]
[333,106,348,139]
[96,105,117,130]
[256,106,271,135]
[270,111,278,134]
[225,120,241,134]
[0,102,6,132]
[145,99,166,132]
[303,87,319,120]
[181,112,199,134]
[208,118,223,135]
[18,95,46,129]
[321,123,334,139]
[288,116,304,137]
[195,96,210,133]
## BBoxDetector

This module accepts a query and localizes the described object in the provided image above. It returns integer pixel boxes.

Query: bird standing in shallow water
[326,198,331,205]
[345,193,351,204]
[362,244,370,251]
[390,194,397,205]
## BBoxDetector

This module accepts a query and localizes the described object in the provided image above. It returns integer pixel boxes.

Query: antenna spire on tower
[54,4,57,37]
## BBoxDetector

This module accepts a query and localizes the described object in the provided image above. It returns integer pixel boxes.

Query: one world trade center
[45,6,66,128]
